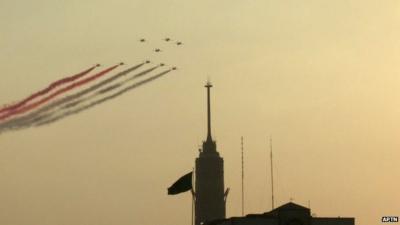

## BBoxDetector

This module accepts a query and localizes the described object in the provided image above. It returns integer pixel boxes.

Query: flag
[168,172,193,195]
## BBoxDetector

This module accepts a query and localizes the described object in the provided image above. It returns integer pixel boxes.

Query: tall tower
[195,82,226,225]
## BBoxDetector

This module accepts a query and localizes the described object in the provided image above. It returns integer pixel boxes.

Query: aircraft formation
[0,36,183,132]
[139,37,183,46]
[138,37,182,70]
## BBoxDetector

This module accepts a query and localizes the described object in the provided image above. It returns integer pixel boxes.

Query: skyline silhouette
[1,1,399,225]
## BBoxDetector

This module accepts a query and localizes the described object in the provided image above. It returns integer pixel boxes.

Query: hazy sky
[1,1,399,225]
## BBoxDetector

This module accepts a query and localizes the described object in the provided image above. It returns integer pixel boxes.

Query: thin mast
[270,136,275,210]
[241,136,244,216]
[205,81,213,141]
[191,167,195,225]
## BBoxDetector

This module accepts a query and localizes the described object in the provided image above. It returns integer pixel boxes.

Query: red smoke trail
[0,65,99,114]
[0,64,122,121]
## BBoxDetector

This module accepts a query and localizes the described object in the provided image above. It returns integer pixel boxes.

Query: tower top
[205,81,213,88]
[200,81,218,155]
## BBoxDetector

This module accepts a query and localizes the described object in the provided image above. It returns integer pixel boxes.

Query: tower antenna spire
[205,81,213,141]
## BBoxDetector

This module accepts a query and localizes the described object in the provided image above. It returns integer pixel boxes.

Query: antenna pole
[270,136,275,210]
[241,136,245,216]
[205,81,213,141]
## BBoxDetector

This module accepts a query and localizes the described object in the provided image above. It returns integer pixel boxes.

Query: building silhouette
[206,202,355,225]
[192,82,354,225]
[194,82,226,225]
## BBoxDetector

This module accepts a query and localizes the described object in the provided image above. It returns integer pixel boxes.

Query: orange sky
[0,1,399,225]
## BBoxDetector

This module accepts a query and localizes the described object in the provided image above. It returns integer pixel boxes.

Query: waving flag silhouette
[168,172,193,195]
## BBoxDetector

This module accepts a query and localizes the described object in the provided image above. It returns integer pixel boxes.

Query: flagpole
[192,194,194,225]
[192,167,195,225]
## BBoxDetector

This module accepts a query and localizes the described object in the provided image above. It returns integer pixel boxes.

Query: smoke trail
[0,63,155,132]
[35,69,172,127]
[55,65,159,112]
[0,65,99,114]
[97,83,123,94]
[0,64,121,121]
